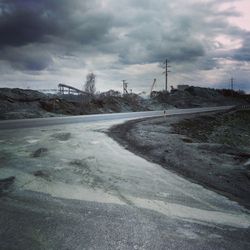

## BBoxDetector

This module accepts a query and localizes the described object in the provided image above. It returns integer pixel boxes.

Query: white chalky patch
[27,139,39,144]
[90,141,100,145]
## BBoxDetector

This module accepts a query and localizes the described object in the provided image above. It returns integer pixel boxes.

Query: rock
[31,148,48,158]
[182,138,193,143]
[33,170,50,178]
[0,176,15,194]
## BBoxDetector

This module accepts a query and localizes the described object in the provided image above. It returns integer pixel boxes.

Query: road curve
[0,105,234,130]
[1,104,250,249]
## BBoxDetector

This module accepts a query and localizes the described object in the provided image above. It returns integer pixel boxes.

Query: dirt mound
[152,87,248,108]
[0,88,153,119]
[0,88,53,119]
[0,88,47,101]
[0,87,248,120]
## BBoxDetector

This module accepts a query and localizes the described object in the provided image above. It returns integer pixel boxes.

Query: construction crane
[150,78,157,96]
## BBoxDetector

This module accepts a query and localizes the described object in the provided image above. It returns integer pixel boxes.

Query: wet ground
[1,118,250,249]
[109,111,250,209]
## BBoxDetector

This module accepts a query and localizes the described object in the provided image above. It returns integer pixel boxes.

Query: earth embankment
[108,110,250,209]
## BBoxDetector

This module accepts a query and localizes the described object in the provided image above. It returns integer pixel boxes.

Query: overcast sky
[0,0,249,93]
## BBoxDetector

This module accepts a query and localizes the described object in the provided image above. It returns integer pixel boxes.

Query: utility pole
[164,59,171,91]
[230,77,234,91]
[122,80,128,95]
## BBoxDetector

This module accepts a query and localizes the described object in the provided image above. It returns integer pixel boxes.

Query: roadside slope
[108,110,250,209]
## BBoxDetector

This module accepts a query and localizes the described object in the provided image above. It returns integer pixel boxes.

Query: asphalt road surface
[0,106,234,130]
[1,106,250,250]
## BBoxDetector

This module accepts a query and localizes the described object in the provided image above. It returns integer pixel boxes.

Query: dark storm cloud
[96,0,245,67]
[0,0,113,70]
[0,0,113,46]
[0,0,63,48]
[1,45,53,71]
[0,0,248,74]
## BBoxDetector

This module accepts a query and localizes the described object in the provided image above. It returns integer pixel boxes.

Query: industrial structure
[122,80,129,95]
[58,83,89,95]
[57,84,93,103]
[150,78,157,96]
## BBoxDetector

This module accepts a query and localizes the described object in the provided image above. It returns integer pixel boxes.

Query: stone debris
[0,176,15,194]
[31,148,48,158]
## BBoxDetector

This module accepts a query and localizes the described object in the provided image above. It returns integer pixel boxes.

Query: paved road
[0,105,234,129]
[1,105,250,250]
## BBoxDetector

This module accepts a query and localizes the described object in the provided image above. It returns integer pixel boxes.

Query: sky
[0,0,249,93]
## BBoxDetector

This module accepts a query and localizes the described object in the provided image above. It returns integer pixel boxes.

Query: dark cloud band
[0,0,249,75]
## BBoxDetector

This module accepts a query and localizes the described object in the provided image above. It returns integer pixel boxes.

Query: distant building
[177,85,189,91]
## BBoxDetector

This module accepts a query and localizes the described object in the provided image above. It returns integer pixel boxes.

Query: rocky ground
[1,115,250,249]
[108,109,250,209]
[0,87,248,120]
[0,88,166,120]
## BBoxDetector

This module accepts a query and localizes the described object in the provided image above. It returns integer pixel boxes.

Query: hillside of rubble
[0,87,248,120]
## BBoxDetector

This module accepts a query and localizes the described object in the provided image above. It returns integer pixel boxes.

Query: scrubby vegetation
[172,110,250,148]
